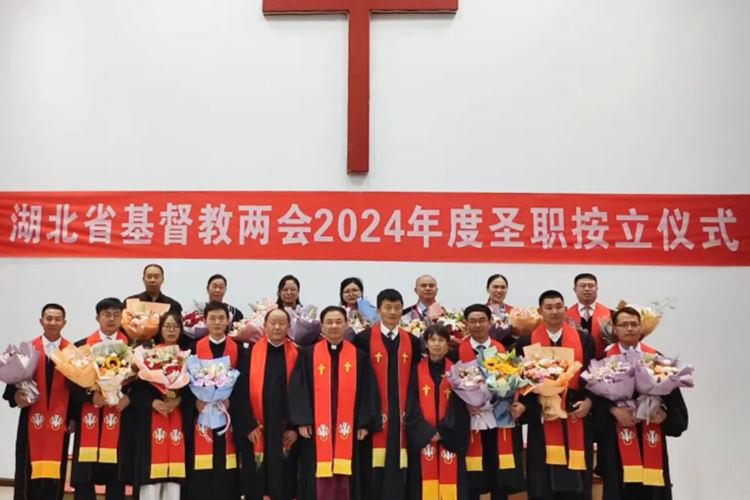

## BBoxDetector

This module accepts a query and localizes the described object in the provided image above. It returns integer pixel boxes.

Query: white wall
[1,1,749,498]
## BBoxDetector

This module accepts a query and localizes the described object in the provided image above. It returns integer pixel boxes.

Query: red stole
[193,336,238,470]
[606,343,665,486]
[417,358,457,500]
[78,331,128,463]
[27,336,70,479]
[150,407,186,479]
[530,324,586,471]
[249,338,298,465]
[370,323,411,469]
[313,340,357,477]
[458,339,516,471]
[566,303,610,358]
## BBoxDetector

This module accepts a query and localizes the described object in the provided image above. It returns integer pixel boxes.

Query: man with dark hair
[126,264,182,314]
[450,304,525,500]
[290,305,381,500]
[185,300,241,500]
[516,291,596,500]
[353,289,422,500]
[70,298,133,500]
[566,274,611,358]
[234,308,299,500]
[3,303,72,500]
[597,308,688,500]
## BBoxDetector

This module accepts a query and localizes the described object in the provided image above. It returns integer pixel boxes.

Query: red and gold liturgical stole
[193,336,238,470]
[313,340,357,477]
[417,357,458,500]
[150,407,186,479]
[566,303,610,358]
[458,339,516,471]
[27,336,71,479]
[78,331,128,463]
[370,323,411,468]
[607,342,665,486]
[531,324,586,471]
[249,338,298,465]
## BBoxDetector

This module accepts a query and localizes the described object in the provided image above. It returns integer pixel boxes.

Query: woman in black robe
[132,312,192,500]
[405,324,470,500]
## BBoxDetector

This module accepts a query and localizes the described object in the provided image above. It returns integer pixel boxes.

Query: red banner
[0,191,748,266]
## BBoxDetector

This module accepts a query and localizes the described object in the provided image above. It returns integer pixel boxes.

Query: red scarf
[193,336,238,471]
[531,324,586,471]
[417,357,457,500]
[370,323,411,469]
[249,338,298,466]
[27,336,70,479]
[78,331,128,463]
[458,339,516,470]
[606,342,665,486]
[566,303,610,358]
[313,340,357,477]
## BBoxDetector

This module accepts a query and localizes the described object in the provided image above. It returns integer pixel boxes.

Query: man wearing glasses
[566,273,611,358]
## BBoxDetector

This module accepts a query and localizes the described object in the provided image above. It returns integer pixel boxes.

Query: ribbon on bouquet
[17,380,40,404]
[198,401,232,442]
[635,395,663,424]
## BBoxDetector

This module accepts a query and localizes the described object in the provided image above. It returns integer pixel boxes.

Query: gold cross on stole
[422,385,430,396]
[375,352,383,363]
[345,362,352,373]
[318,364,326,375]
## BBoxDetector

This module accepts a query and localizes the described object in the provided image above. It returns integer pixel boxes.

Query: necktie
[583,307,591,321]
[476,345,486,352]
[388,331,395,341]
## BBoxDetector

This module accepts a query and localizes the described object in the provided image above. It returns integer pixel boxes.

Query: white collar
[381,324,399,337]
[579,303,594,315]
[99,330,119,342]
[547,329,563,343]
[619,342,641,353]
[43,336,62,347]
[328,340,340,350]
[469,337,492,350]
[209,335,226,345]
[418,302,431,314]
[268,338,285,348]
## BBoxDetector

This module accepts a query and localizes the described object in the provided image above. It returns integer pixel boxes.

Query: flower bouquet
[287,304,322,346]
[521,344,583,421]
[438,309,468,343]
[91,341,136,405]
[121,299,171,340]
[509,306,543,335]
[183,301,208,340]
[229,298,276,344]
[632,352,693,423]
[0,342,41,404]
[580,355,635,404]
[186,355,240,434]
[50,344,98,389]
[133,345,191,398]
[478,347,528,427]
[426,302,448,322]
[447,359,495,430]
[488,304,512,342]
[357,297,380,323]
[399,318,427,337]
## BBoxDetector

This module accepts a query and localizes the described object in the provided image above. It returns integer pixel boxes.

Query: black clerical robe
[131,379,191,492]
[3,339,73,500]
[126,291,182,315]
[69,333,134,500]
[183,337,241,500]
[353,325,422,500]
[289,340,381,500]
[404,357,470,500]
[234,340,301,500]
[516,326,596,500]
[596,388,688,500]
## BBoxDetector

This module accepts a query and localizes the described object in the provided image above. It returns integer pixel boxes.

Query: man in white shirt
[566,273,612,358]
[3,303,72,500]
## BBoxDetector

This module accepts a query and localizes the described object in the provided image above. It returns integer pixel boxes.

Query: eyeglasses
[100,313,122,320]
[615,322,640,329]
[163,325,180,331]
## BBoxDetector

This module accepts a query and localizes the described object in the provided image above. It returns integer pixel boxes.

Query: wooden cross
[402,352,409,363]
[344,362,352,373]
[375,352,383,363]
[422,385,430,396]
[318,364,326,375]
[263,0,459,175]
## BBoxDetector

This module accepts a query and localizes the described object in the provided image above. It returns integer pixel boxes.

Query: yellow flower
[105,355,121,370]
[483,358,499,371]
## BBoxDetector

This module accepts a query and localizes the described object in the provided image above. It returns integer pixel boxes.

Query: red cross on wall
[263,0,459,175]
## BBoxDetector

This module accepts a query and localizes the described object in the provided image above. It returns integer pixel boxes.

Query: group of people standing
[4,264,688,500]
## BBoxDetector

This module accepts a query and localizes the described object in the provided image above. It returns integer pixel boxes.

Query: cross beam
[263,0,459,174]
